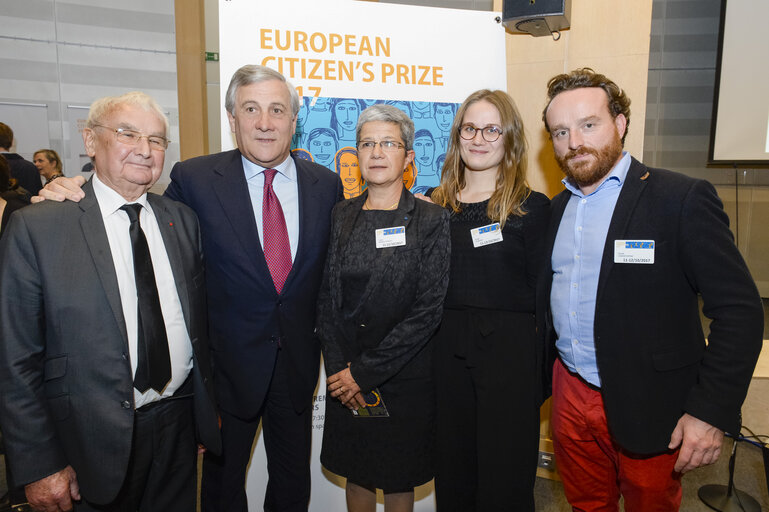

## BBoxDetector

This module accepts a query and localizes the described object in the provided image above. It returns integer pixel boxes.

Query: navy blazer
[537,157,763,455]
[166,150,342,417]
[0,181,220,504]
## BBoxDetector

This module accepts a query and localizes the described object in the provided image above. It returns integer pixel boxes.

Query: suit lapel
[210,151,275,292]
[546,190,570,273]
[283,157,319,292]
[79,181,129,349]
[149,195,191,332]
[596,158,649,301]
[329,193,366,315]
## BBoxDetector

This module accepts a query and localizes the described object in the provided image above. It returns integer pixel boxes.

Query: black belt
[136,374,193,412]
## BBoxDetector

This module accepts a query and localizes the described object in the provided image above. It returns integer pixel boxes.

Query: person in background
[0,154,30,510]
[317,104,450,512]
[539,67,763,511]
[33,148,64,184]
[0,122,42,198]
[334,146,363,199]
[0,154,29,237]
[420,90,549,511]
[307,126,339,168]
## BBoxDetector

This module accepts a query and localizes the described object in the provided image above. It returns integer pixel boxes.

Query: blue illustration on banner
[291,96,459,199]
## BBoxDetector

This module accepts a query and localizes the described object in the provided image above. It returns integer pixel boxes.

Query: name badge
[375,226,406,248]
[471,222,503,248]
[614,240,655,264]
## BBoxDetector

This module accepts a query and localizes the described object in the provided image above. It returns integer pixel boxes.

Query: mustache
[565,147,599,160]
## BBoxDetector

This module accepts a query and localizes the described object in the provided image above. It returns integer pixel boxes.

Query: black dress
[317,190,450,492]
[431,191,550,512]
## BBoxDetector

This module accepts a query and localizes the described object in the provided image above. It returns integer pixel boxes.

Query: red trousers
[551,359,682,512]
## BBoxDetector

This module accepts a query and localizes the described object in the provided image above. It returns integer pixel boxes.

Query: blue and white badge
[614,240,655,264]
[375,226,406,248]
[471,222,503,248]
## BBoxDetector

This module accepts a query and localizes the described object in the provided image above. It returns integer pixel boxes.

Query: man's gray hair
[355,104,415,151]
[86,91,170,136]
[225,64,300,117]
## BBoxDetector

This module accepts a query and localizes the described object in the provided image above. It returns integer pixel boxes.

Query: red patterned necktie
[262,168,292,293]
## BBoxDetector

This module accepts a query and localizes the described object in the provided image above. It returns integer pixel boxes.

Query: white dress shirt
[92,174,193,408]
[243,154,300,262]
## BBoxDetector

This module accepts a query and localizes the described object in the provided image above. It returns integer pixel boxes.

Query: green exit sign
[205,52,219,62]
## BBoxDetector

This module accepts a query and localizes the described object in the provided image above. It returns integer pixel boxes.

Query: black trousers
[201,349,312,512]
[433,308,540,512]
[76,391,197,512]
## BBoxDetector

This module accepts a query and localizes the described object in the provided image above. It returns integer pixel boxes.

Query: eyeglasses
[93,124,170,151]
[357,140,406,152]
[459,124,503,143]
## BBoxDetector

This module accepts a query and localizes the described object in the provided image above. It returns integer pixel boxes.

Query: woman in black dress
[316,104,450,512]
[426,90,550,511]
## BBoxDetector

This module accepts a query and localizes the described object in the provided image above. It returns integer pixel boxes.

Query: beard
[555,131,623,189]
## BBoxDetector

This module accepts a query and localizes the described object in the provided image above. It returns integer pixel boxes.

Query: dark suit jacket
[165,150,342,417]
[537,157,764,455]
[0,191,29,239]
[0,180,220,504]
[2,152,42,198]
[317,188,450,392]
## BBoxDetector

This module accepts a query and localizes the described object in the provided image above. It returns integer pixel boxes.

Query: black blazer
[165,150,342,417]
[317,188,450,392]
[3,152,42,198]
[537,157,764,455]
[0,181,220,504]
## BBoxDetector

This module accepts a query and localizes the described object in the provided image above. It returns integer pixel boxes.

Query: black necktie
[120,203,171,394]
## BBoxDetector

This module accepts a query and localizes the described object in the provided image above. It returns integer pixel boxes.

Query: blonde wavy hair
[431,89,530,226]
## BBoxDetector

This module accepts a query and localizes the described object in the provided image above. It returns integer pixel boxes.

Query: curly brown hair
[542,68,631,145]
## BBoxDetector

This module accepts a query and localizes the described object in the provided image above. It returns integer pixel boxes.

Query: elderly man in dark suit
[0,91,220,511]
[40,65,343,512]
[537,68,764,511]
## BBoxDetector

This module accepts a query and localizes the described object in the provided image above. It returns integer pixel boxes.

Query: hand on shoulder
[32,175,87,203]
[414,193,434,204]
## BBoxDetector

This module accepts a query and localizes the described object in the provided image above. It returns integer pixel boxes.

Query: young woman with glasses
[424,89,550,511]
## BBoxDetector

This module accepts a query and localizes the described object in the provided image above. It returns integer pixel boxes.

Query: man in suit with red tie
[39,65,343,511]
[169,65,342,512]
[0,92,220,511]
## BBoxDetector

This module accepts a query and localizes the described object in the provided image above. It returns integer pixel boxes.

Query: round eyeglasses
[459,124,503,143]
[93,124,170,151]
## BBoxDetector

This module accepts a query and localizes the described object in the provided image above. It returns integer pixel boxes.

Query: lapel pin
[640,171,650,180]
[169,222,174,227]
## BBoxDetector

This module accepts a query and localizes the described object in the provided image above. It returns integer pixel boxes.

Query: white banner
[219,0,506,509]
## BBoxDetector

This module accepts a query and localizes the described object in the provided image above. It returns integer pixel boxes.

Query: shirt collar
[242,153,296,182]
[92,173,149,219]
[562,151,631,198]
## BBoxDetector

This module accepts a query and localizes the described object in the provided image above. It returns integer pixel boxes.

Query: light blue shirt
[243,155,299,261]
[551,152,631,387]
